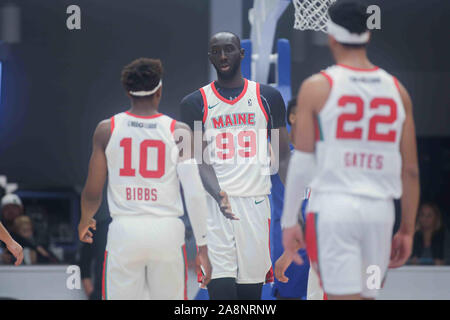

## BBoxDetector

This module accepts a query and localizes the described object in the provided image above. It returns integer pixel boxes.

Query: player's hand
[6,239,23,266]
[218,190,238,220]
[82,278,94,297]
[78,218,96,244]
[389,230,413,268]
[282,224,305,265]
[196,245,212,288]
[275,251,293,283]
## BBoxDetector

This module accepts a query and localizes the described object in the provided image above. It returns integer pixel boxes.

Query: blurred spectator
[0,194,59,265]
[409,202,446,265]
[1,194,24,231]
[12,216,37,264]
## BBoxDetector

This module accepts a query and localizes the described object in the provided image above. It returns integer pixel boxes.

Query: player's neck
[129,99,159,116]
[216,70,245,88]
[335,49,375,70]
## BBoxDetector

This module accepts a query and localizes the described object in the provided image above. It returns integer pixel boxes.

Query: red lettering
[212,117,224,129]
[367,154,374,169]
[225,115,233,127]
[248,113,255,125]
[126,187,131,200]
[151,189,157,201]
[376,155,383,170]
[238,113,246,125]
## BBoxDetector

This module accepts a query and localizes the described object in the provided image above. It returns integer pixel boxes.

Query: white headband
[129,80,162,97]
[326,19,369,44]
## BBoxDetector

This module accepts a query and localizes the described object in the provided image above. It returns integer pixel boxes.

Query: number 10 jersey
[105,112,183,218]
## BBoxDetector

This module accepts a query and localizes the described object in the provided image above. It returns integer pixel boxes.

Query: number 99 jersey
[200,79,271,197]
[310,64,406,199]
[105,112,183,218]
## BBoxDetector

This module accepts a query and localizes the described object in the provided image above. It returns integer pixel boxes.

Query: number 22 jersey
[311,64,406,199]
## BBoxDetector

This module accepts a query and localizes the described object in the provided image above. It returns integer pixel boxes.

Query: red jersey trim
[211,78,249,105]
[256,83,269,123]
[319,71,333,88]
[170,119,176,136]
[199,88,208,123]
[110,116,115,133]
[393,76,401,93]
[337,64,379,72]
[125,111,163,119]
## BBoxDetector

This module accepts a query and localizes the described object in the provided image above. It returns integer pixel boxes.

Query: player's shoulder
[93,118,112,148]
[174,120,191,132]
[258,83,282,96]
[180,89,204,107]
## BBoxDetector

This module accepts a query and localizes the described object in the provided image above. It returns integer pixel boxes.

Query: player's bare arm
[0,222,23,266]
[281,73,331,265]
[389,80,420,268]
[197,139,237,220]
[79,119,110,244]
[274,127,291,185]
[174,120,213,287]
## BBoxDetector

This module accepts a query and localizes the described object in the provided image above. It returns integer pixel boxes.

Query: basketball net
[293,0,337,32]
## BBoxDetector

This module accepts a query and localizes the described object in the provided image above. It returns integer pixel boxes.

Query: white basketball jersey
[201,79,271,197]
[310,64,406,199]
[105,111,183,217]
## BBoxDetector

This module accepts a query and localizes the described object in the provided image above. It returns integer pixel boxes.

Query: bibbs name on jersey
[311,64,406,199]
[105,112,183,217]
[200,79,272,197]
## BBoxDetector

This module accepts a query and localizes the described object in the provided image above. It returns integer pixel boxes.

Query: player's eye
[224,46,234,53]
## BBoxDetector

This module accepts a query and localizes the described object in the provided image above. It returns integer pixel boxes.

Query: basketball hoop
[293,0,337,32]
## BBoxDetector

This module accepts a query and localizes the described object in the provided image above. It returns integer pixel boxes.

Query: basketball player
[272,99,324,300]
[281,1,420,300]
[78,58,215,299]
[180,32,291,300]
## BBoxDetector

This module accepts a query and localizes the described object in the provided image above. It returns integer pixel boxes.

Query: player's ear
[155,86,162,99]
[240,48,245,59]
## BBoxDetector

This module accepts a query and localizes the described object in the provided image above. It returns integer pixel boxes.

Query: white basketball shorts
[306,191,395,298]
[103,215,187,300]
[206,194,272,284]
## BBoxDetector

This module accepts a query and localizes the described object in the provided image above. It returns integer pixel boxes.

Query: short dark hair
[328,0,369,48]
[286,99,297,126]
[121,58,163,96]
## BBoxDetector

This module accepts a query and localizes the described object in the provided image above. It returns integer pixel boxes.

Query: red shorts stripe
[266,218,274,283]
[102,250,108,300]
[305,212,325,291]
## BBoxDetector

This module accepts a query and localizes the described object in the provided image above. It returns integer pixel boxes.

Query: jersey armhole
[319,71,333,88]
[110,116,115,133]
[199,88,208,124]
[392,76,401,93]
[170,119,176,137]
[256,83,269,123]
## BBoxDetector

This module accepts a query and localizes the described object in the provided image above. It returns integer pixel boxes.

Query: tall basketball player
[281,1,420,300]
[180,32,291,300]
[78,58,213,299]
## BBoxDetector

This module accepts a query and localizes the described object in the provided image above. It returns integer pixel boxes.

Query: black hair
[328,0,369,48]
[121,58,163,96]
[210,31,241,49]
[286,99,297,126]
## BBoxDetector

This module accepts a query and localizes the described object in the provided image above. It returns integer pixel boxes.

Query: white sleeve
[176,158,208,246]
[281,150,317,229]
